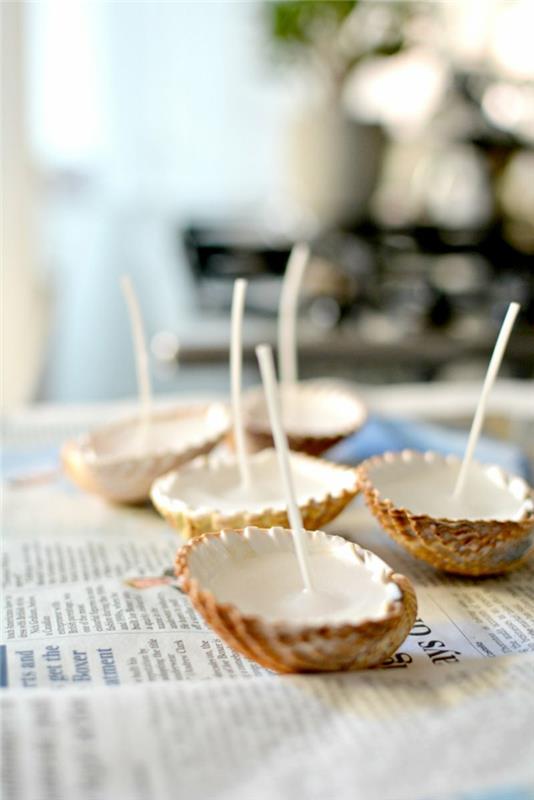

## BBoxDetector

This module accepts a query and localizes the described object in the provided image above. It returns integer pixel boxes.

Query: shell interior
[152,448,358,517]
[365,451,533,522]
[80,403,229,466]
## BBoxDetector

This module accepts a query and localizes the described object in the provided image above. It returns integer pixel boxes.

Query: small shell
[62,404,230,504]
[358,450,534,576]
[241,380,367,456]
[176,526,417,673]
[151,448,360,538]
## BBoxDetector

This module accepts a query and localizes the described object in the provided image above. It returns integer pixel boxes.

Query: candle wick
[120,275,152,451]
[278,243,310,390]
[256,343,314,594]
[453,302,520,498]
[231,279,251,491]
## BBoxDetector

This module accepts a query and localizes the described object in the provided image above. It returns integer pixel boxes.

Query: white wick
[256,343,314,592]
[231,279,251,489]
[120,275,152,435]
[453,301,520,498]
[278,242,310,388]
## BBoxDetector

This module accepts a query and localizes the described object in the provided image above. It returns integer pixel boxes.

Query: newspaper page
[2,656,534,800]
[2,411,534,799]
[2,481,266,688]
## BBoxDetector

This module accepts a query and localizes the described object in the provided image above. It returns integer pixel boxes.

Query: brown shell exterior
[236,428,346,457]
[357,453,534,576]
[176,529,417,673]
[237,382,368,457]
[155,458,360,539]
[62,405,227,505]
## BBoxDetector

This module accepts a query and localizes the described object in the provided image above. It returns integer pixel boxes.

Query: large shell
[176,526,417,673]
[151,448,360,538]
[62,403,229,504]
[358,450,534,576]
[241,380,367,456]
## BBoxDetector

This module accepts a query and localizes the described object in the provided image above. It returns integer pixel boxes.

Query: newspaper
[3,655,533,800]
[2,413,534,799]
[2,482,266,688]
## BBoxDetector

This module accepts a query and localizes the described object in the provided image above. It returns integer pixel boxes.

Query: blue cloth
[1,447,59,476]
[447,788,533,800]
[327,415,531,482]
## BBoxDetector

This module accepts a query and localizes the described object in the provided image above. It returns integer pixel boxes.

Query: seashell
[62,403,230,504]
[151,448,360,539]
[241,379,367,456]
[175,526,417,673]
[357,450,534,576]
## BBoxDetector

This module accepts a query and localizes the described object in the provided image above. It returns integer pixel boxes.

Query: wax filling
[374,460,530,521]
[206,551,397,624]
[161,451,352,514]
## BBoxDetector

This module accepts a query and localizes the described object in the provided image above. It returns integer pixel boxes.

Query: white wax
[161,451,353,515]
[375,460,531,521]
[207,551,399,624]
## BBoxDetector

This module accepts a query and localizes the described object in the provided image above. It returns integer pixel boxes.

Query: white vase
[285,103,385,230]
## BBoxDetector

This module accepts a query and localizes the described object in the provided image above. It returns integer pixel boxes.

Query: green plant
[266,1,409,93]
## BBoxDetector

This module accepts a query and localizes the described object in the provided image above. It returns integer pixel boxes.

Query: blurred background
[2,0,534,408]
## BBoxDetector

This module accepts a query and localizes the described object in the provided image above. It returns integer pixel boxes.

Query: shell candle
[62,276,231,503]
[358,450,534,576]
[152,281,358,536]
[62,403,230,504]
[239,243,366,456]
[358,302,533,576]
[176,526,417,672]
[151,448,359,538]
[243,380,367,456]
